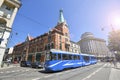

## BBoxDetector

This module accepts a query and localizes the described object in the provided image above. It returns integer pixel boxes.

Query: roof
[50,49,79,55]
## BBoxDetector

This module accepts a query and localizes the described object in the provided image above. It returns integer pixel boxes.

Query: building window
[59,36,62,39]
[59,43,62,50]
[48,44,50,50]
[65,38,68,42]
[28,55,32,62]
[51,43,54,48]
[65,33,68,36]
[36,53,41,61]
[45,45,47,50]
[5,6,11,11]
[59,36,62,42]
[48,36,51,42]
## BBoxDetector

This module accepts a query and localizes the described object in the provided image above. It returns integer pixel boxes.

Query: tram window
[46,52,51,60]
[62,54,68,60]
[78,56,80,60]
[58,54,61,60]
[69,55,73,60]
[83,56,90,62]
[91,57,93,60]
[91,57,96,60]
[51,54,57,60]
[74,55,78,60]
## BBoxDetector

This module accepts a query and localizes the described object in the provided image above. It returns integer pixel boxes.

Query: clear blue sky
[8,0,120,47]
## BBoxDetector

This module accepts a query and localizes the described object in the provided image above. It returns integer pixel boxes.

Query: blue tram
[44,49,97,72]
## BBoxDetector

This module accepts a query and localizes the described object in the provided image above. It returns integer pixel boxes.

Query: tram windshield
[46,52,57,61]
[46,52,52,60]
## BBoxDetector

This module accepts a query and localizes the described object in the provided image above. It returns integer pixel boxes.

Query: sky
[8,0,120,47]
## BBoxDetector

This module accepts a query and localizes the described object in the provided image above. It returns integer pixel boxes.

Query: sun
[114,16,120,26]
[108,12,120,30]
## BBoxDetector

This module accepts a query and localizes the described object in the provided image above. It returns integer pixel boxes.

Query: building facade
[69,41,81,53]
[0,0,21,66]
[13,10,71,63]
[77,32,110,58]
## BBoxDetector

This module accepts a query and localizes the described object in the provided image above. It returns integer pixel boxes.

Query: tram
[44,49,97,72]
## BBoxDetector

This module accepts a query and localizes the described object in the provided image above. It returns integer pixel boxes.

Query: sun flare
[108,12,120,30]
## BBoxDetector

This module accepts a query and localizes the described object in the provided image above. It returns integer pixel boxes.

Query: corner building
[13,10,71,63]
[77,32,111,59]
[0,0,21,66]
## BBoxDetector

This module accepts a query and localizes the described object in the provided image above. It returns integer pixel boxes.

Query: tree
[108,29,120,52]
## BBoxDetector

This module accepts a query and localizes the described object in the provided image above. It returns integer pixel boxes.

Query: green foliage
[108,29,120,52]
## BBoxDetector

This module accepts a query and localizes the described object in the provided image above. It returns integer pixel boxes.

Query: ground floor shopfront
[12,51,49,64]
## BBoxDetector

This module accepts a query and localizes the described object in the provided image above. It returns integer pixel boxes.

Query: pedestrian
[113,58,117,68]
[7,59,11,66]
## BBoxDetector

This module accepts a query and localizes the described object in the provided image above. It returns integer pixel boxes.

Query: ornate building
[13,10,71,63]
[69,41,81,53]
[0,0,21,66]
[77,32,111,58]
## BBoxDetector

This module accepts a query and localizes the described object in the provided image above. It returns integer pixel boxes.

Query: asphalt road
[0,62,111,80]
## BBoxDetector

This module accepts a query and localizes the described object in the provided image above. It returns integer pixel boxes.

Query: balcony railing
[10,0,21,3]
[10,0,21,2]
[6,0,21,6]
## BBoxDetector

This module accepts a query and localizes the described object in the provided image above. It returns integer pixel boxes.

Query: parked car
[31,61,42,68]
[20,61,31,67]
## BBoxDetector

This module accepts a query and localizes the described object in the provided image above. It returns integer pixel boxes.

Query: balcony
[0,11,11,19]
[10,0,21,4]
[5,0,21,8]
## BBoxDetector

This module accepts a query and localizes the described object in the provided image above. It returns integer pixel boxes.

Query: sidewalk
[109,62,120,80]
[0,63,20,70]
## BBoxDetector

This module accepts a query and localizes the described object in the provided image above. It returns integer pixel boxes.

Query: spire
[25,34,33,42]
[58,9,65,23]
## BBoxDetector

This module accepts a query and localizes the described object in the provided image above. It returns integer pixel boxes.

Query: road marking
[44,74,54,78]
[82,63,107,80]
[33,69,37,71]
[32,74,54,80]
[11,71,15,72]
[32,78,40,80]
[0,72,4,73]
[25,69,29,71]
[6,71,10,73]
[57,72,63,75]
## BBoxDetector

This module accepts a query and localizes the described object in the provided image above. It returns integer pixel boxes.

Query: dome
[81,32,94,39]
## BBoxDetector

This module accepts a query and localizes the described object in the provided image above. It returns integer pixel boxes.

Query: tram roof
[80,53,95,56]
[50,49,80,55]
[50,49,95,56]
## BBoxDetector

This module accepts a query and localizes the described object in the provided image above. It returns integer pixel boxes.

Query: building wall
[13,22,71,62]
[78,32,110,57]
[69,41,81,53]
